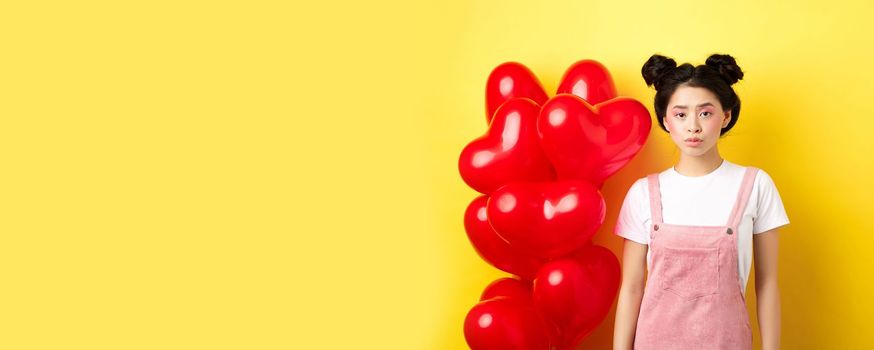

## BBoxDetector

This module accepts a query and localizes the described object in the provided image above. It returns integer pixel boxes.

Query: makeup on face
[683,138,704,147]
[664,86,727,153]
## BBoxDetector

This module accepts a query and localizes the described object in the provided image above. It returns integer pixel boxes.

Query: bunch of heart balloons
[459,60,652,350]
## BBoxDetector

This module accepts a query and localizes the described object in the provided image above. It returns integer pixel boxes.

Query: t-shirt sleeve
[614,178,651,245]
[753,170,790,234]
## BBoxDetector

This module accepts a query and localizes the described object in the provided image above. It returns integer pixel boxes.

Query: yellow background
[1,0,872,349]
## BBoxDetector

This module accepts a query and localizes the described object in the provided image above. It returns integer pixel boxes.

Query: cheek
[703,117,724,130]
[665,118,684,135]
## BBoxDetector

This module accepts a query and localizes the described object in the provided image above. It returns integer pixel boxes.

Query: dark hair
[641,53,744,136]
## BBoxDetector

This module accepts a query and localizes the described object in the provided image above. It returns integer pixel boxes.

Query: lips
[683,138,703,147]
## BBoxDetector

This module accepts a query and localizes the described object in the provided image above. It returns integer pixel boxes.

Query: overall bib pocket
[658,245,720,300]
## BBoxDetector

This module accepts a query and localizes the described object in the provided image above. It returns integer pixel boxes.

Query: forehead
[668,86,720,109]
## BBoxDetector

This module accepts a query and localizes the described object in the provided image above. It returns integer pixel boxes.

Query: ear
[722,110,732,128]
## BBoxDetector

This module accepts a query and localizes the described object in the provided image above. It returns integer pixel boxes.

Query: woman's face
[663,85,732,157]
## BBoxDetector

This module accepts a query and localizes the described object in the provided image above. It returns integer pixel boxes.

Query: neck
[674,146,724,177]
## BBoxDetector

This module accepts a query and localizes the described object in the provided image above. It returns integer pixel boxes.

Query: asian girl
[612,54,789,350]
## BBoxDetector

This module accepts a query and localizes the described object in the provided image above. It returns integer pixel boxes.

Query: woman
[612,53,789,349]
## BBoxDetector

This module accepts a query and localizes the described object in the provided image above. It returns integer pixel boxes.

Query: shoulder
[626,176,650,198]
[744,166,790,232]
[749,166,779,191]
[620,176,652,210]
[745,165,786,210]
[631,176,649,191]
[726,161,777,189]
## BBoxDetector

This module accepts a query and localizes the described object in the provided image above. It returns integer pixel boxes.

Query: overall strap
[726,167,759,227]
[647,174,663,223]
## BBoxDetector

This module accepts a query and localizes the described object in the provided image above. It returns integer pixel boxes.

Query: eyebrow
[671,102,714,109]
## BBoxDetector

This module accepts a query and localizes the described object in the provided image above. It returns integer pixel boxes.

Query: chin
[679,145,714,157]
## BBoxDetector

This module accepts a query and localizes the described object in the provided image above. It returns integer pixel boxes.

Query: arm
[613,238,648,350]
[754,228,782,350]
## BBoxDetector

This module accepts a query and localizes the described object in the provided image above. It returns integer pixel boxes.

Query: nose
[687,120,702,133]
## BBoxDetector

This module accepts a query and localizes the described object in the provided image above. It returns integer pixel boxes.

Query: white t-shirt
[613,159,790,297]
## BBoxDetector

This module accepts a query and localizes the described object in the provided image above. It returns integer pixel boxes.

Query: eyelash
[675,111,712,118]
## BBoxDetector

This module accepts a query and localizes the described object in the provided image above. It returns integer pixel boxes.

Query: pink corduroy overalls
[633,167,758,349]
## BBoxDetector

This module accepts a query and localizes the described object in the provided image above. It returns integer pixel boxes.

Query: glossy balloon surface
[556,59,617,105]
[480,277,532,302]
[538,94,651,187]
[486,180,606,259]
[485,62,549,124]
[532,244,621,350]
[465,195,546,280]
[460,97,556,194]
[464,298,551,350]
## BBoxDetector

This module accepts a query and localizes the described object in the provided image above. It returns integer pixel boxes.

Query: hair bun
[705,54,744,85]
[641,54,677,89]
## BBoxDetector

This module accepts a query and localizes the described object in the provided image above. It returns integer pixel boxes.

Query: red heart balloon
[465,195,546,280]
[486,180,605,259]
[464,297,551,350]
[485,62,549,124]
[556,59,617,105]
[460,97,556,194]
[538,94,652,187]
[532,243,621,350]
[480,277,533,302]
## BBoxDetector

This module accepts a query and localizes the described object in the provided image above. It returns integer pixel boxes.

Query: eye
[700,111,712,118]
[675,113,685,118]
